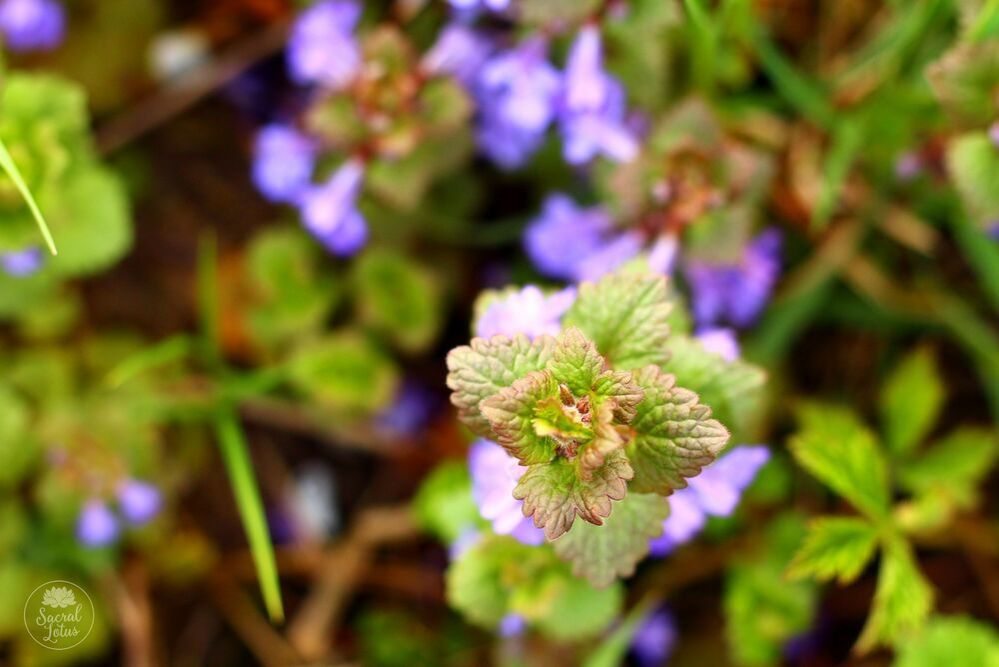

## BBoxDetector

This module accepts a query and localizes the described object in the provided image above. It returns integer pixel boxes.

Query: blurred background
[0,0,997,665]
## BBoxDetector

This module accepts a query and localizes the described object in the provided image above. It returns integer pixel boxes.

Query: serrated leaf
[564,272,672,370]
[446,334,555,438]
[879,348,945,457]
[790,403,890,520]
[481,370,562,466]
[553,492,669,587]
[625,365,730,495]
[664,334,766,438]
[856,537,933,652]
[894,616,999,667]
[947,132,999,226]
[289,331,399,413]
[897,427,999,509]
[787,516,880,584]
[514,453,633,540]
[547,327,606,395]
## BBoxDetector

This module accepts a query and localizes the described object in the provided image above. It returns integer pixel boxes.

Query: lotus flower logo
[41,586,76,609]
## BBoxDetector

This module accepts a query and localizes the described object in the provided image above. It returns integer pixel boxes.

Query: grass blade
[215,410,284,622]
[0,136,57,255]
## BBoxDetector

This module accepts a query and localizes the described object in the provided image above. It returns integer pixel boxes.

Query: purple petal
[689,446,770,517]
[468,440,545,546]
[524,193,612,279]
[695,327,740,362]
[1,246,43,277]
[0,0,64,52]
[117,479,162,525]
[630,608,678,667]
[299,158,368,257]
[287,0,362,89]
[252,124,317,204]
[475,285,575,339]
[648,489,705,556]
[422,24,492,85]
[76,500,119,547]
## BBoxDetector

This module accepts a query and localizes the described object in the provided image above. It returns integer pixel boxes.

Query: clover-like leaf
[787,516,880,585]
[514,453,633,540]
[481,370,562,465]
[552,492,669,587]
[564,272,672,370]
[446,334,555,438]
[625,365,730,496]
[856,536,933,652]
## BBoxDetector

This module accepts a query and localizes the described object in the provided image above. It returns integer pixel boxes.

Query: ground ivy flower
[117,479,162,525]
[630,608,677,667]
[76,499,119,547]
[0,246,43,277]
[448,0,510,14]
[474,38,561,168]
[0,0,64,52]
[469,439,545,545]
[524,194,619,281]
[649,445,770,556]
[559,25,639,165]
[299,158,368,256]
[475,285,576,340]
[252,124,317,204]
[695,327,740,362]
[421,23,493,86]
[287,0,361,90]
[684,228,782,328]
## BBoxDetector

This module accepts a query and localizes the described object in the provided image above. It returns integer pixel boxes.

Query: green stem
[0,137,57,255]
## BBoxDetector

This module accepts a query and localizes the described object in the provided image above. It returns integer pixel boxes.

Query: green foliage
[725,514,818,666]
[552,492,669,587]
[411,461,480,545]
[894,615,999,667]
[0,75,131,283]
[879,348,945,457]
[352,248,443,353]
[897,427,999,510]
[947,131,999,227]
[563,272,672,370]
[289,331,399,413]
[447,535,622,641]
[245,227,339,352]
[787,517,879,584]
[856,537,933,652]
[789,403,890,521]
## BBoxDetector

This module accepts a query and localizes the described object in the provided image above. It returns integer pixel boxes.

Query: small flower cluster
[76,479,162,547]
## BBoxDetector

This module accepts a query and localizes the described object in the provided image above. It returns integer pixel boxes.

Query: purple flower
[499,613,526,638]
[375,380,438,438]
[684,228,782,329]
[558,26,638,165]
[475,285,575,339]
[117,479,162,525]
[0,0,64,52]
[252,124,317,204]
[989,121,999,149]
[448,0,510,13]
[524,194,614,280]
[894,151,923,182]
[574,229,644,282]
[474,38,561,168]
[287,0,361,90]
[449,527,481,560]
[76,499,119,547]
[695,327,740,362]
[647,234,679,275]
[1,246,43,277]
[630,608,677,667]
[649,446,770,556]
[468,439,545,545]
[421,24,492,86]
[299,158,368,256]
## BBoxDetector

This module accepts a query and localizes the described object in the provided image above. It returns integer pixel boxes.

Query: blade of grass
[215,409,284,623]
[751,28,835,128]
[197,233,222,364]
[683,0,717,93]
[105,335,195,388]
[0,137,57,255]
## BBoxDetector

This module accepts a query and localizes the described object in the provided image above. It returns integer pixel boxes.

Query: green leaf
[626,364,730,495]
[563,272,672,370]
[547,327,608,396]
[553,492,669,587]
[411,461,480,545]
[724,513,818,666]
[0,137,55,255]
[531,577,624,642]
[352,249,442,353]
[214,411,284,622]
[789,403,890,520]
[665,334,766,438]
[947,132,999,226]
[481,370,562,466]
[894,616,999,667]
[246,227,339,352]
[787,516,880,584]
[446,334,555,438]
[289,331,399,413]
[897,427,999,509]
[0,385,39,488]
[856,537,933,652]
[514,453,633,540]
[880,348,945,457]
